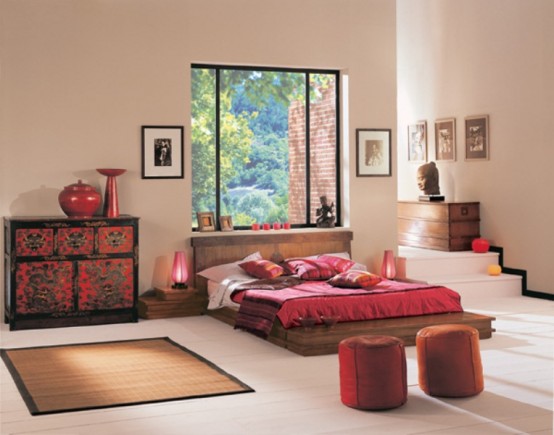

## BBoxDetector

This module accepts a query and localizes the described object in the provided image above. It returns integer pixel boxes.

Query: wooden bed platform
[191,230,495,356]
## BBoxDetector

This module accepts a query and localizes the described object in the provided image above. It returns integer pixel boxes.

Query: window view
[191,65,340,229]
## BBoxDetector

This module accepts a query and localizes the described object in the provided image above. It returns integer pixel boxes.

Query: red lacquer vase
[97,168,126,218]
[58,180,101,218]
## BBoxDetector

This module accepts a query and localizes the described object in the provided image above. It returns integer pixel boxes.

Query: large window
[191,64,340,229]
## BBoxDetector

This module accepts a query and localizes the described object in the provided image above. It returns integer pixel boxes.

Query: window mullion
[305,73,311,225]
[215,68,221,221]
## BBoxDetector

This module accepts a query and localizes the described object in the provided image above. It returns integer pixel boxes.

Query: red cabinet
[4,216,139,330]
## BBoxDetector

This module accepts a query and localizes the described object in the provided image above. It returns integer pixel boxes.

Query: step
[397,246,499,279]
[425,273,522,301]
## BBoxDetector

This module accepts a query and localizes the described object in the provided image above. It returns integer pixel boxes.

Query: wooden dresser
[397,201,480,251]
[4,215,139,330]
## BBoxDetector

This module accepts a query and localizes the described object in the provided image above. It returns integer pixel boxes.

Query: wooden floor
[1,295,552,434]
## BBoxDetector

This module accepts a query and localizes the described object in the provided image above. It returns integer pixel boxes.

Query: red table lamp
[381,250,397,280]
[171,251,188,289]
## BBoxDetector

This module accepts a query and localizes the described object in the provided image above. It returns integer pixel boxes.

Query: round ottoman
[416,324,484,397]
[339,335,407,410]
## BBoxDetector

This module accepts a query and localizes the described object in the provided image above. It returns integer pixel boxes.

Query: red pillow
[328,270,382,288]
[284,258,336,280]
[239,259,284,279]
[317,254,356,273]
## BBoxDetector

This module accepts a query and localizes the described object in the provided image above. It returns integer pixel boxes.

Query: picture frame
[434,118,456,161]
[219,215,234,232]
[141,125,184,179]
[197,212,216,232]
[465,115,489,161]
[408,121,427,163]
[355,128,392,177]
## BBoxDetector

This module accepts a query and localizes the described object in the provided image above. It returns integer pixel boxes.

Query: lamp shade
[381,250,396,280]
[171,251,188,289]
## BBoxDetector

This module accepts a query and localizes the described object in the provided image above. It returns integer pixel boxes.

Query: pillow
[284,258,336,280]
[317,254,356,273]
[328,270,382,288]
[239,259,284,279]
[198,251,262,283]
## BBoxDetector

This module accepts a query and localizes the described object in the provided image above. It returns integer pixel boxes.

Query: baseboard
[523,289,554,301]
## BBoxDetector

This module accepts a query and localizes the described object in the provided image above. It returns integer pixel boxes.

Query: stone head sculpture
[417,161,440,195]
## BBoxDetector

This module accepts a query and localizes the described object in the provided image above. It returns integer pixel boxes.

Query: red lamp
[171,251,188,289]
[381,250,397,280]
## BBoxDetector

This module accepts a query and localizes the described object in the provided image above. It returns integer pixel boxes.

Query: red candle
[283,222,291,229]
[273,222,281,230]
[251,223,260,231]
[263,223,270,230]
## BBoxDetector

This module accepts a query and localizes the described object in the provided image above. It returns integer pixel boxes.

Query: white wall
[397,0,554,294]
[0,0,397,305]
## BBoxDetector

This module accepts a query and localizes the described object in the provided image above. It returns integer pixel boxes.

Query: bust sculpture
[316,195,335,228]
[417,161,441,195]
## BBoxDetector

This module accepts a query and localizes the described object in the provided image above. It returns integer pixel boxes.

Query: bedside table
[138,287,207,319]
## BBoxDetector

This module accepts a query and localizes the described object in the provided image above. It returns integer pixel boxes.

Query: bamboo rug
[1,337,254,415]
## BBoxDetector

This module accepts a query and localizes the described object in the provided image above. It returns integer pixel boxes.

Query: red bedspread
[233,279,462,338]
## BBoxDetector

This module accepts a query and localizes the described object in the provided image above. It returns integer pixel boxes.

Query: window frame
[191,63,341,229]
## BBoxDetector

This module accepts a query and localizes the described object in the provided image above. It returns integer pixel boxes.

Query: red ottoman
[416,324,484,397]
[339,335,407,410]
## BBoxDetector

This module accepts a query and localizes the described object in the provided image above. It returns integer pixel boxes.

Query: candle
[251,223,260,231]
[283,222,291,229]
[263,223,270,230]
[273,222,281,230]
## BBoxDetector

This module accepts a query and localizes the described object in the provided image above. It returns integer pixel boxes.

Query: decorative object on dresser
[398,201,480,252]
[471,237,490,253]
[3,215,139,330]
[96,168,126,218]
[416,161,444,202]
[58,180,101,218]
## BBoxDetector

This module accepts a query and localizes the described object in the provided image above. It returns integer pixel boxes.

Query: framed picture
[435,118,456,161]
[197,212,215,232]
[408,121,427,163]
[355,128,392,177]
[141,125,184,179]
[465,115,489,160]
[219,215,234,232]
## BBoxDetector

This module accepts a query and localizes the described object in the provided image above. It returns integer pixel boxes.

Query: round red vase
[472,238,490,253]
[58,180,101,218]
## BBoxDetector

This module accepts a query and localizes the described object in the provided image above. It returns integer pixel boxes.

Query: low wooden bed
[191,230,495,356]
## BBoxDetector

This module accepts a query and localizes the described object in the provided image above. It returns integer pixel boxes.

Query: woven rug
[1,337,254,415]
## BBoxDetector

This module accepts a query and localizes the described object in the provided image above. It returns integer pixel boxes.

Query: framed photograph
[435,118,456,161]
[465,115,489,160]
[141,125,184,179]
[197,212,215,232]
[408,121,427,163]
[355,128,392,177]
[219,215,234,232]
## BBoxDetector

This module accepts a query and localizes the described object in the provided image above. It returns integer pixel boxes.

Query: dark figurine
[417,161,441,195]
[316,195,335,228]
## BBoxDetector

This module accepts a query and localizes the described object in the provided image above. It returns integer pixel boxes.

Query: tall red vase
[97,168,126,218]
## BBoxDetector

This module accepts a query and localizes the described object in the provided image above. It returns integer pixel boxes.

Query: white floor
[1,296,553,435]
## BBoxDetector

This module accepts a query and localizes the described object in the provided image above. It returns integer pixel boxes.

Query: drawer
[15,229,55,256]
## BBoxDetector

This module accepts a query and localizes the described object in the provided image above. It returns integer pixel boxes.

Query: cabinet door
[77,259,134,310]
[15,261,74,314]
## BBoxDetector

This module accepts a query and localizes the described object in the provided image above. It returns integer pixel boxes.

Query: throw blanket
[234,278,462,339]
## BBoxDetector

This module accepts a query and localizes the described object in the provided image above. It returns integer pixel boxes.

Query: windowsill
[191,227,352,237]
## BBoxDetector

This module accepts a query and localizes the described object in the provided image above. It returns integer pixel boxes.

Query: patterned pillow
[317,254,356,273]
[328,270,382,288]
[284,258,336,280]
[239,259,284,279]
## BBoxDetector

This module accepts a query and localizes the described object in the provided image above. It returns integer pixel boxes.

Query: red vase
[58,180,101,218]
[97,168,126,218]
[472,238,490,253]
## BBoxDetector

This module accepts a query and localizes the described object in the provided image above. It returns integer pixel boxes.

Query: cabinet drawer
[15,229,54,256]
[98,226,134,254]
[57,227,95,255]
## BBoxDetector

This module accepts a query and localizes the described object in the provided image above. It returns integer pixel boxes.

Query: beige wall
[0,0,397,303]
[397,0,554,294]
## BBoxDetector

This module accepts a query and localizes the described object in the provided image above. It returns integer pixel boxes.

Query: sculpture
[316,195,335,228]
[416,161,441,195]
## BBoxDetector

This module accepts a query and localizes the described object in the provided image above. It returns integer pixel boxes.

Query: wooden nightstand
[138,287,206,319]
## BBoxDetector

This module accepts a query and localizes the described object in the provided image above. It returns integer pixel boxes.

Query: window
[191,64,340,229]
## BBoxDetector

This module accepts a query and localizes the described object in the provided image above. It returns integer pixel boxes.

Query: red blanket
[234,279,462,339]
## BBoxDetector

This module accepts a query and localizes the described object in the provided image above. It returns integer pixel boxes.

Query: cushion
[198,251,262,283]
[239,259,284,279]
[284,258,336,280]
[317,254,356,273]
[328,270,382,288]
